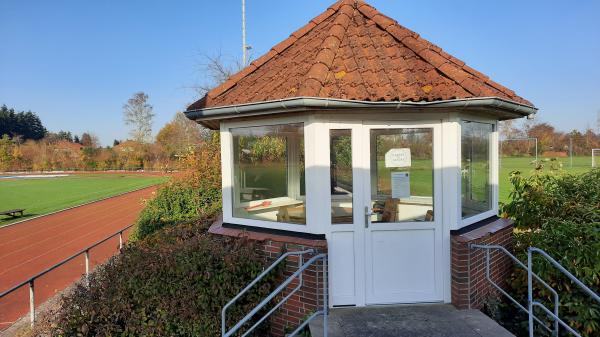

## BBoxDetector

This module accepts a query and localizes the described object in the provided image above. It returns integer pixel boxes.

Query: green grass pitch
[0,174,167,226]
[2,156,590,227]
[499,156,593,203]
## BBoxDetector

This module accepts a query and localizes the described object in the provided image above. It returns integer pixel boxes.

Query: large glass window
[231,123,306,224]
[330,129,353,224]
[369,128,434,223]
[461,121,493,219]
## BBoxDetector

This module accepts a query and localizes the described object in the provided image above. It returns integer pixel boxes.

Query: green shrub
[38,219,279,337]
[131,139,221,241]
[502,167,600,230]
[500,168,600,336]
[508,220,600,335]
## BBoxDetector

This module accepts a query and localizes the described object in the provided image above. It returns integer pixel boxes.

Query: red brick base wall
[209,219,327,337]
[451,217,514,310]
[262,240,327,336]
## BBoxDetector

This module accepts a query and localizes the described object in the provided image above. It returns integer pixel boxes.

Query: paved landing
[309,304,514,337]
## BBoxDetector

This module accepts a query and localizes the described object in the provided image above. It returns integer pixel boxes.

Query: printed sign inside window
[391,172,410,198]
[385,148,411,168]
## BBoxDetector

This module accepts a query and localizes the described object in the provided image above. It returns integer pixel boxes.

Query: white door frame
[326,121,365,306]
[361,121,444,304]
[327,120,445,307]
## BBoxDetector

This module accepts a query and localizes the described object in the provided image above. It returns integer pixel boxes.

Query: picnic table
[0,208,25,218]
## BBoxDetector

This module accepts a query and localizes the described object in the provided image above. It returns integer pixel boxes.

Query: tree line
[0,92,212,172]
[500,119,600,157]
[3,89,599,172]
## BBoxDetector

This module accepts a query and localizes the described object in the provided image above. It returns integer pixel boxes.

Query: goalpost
[500,137,538,162]
[592,149,600,168]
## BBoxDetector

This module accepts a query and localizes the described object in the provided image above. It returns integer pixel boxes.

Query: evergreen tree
[0,105,47,140]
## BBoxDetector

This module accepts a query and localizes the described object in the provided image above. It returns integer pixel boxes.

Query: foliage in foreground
[495,168,600,336]
[502,163,600,230]
[131,138,221,241]
[36,220,277,337]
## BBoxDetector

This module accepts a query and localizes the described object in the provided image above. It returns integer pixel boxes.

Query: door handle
[365,206,374,228]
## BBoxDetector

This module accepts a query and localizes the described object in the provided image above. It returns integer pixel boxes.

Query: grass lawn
[372,156,594,204]
[0,174,167,226]
[232,156,595,210]
[499,156,594,203]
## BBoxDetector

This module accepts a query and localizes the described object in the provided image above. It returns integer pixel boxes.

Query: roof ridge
[298,2,354,96]
[188,0,534,112]
[207,1,347,100]
[355,2,524,101]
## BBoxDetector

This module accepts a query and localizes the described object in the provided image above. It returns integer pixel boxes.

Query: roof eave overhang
[184,97,537,130]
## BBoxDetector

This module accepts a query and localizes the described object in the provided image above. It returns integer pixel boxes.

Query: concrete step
[309,304,514,337]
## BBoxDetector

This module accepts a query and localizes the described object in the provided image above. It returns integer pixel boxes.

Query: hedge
[495,168,600,336]
[36,219,278,337]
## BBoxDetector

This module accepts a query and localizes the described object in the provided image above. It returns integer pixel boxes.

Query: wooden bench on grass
[0,209,25,218]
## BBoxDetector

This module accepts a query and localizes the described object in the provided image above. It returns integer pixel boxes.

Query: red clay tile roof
[188,0,533,111]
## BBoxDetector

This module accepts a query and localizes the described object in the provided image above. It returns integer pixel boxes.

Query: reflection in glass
[461,121,493,219]
[231,123,306,224]
[370,128,434,223]
[330,130,353,224]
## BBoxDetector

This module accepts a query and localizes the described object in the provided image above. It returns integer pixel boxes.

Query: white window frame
[458,118,499,227]
[221,115,318,234]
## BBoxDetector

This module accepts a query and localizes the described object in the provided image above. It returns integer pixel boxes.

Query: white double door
[328,121,444,306]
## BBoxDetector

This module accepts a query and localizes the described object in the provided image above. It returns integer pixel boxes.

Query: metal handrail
[222,249,328,337]
[527,247,600,337]
[470,244,557,334]
[0,224,133,326]
[471,244,600,337]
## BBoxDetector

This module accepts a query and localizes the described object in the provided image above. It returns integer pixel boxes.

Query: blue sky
[1,0,599,145]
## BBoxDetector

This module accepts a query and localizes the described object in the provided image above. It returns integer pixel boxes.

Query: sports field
[0,174,167,226]
[499,156,594,202]
[240,156,595,205]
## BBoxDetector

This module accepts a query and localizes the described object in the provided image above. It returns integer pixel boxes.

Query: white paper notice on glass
[385,148,411,168]
[391,172,410,199]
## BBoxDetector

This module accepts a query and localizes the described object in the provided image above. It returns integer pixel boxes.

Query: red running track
[0,186,157,330]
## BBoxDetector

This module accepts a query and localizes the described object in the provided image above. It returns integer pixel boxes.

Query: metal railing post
[85,249,90,283]
[527,248,534,337]
[323,254,328,337]
[29,280,35,326]
[299,253,304,287]
[486,248,491,298]
[468,243,472,310]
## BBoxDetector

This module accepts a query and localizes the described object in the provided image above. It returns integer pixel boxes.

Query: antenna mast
[242,0,247,66]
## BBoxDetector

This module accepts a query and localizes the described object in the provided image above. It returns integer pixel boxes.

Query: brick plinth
[451,217,514,310]
[209,217,328,337]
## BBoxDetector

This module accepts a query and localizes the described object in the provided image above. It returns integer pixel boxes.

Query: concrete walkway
[309,304,514,337]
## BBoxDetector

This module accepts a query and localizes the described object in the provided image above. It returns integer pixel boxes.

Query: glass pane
[231,123,306,225]
[461,121,493,219]
[370,128,434,223]
[330,129,353,224]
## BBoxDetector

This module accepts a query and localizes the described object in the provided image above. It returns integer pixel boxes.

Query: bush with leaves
[131,138,221,241]
[37,219,278,337]
[502,165,600,230]
[497,168,600,336]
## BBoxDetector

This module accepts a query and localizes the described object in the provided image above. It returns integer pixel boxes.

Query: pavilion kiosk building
[185,0,536,332]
